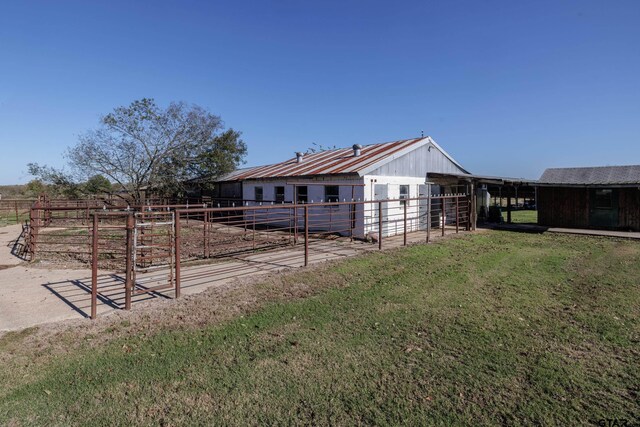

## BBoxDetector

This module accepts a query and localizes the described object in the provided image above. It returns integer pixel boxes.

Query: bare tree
[64,98,246,203]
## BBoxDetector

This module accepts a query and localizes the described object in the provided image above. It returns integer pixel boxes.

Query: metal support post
[378,201,383,250]
[203,211,209,258]
[91,213,98,319]
[427,196,431,243]
[175,212,181,298]
[125,213,134,310]
[304,205,309,266]
[456,196,459,233]
[403,201,407,246]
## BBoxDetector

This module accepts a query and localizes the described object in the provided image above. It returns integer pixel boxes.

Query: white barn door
[373,184,388,237]
[418,184,429,230]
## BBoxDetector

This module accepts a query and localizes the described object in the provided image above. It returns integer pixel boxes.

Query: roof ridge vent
[352,144,362,157]
[295,152,304,163]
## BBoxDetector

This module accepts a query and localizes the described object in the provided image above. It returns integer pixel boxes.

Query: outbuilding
[213,136,472,238]
[537,165,640,231]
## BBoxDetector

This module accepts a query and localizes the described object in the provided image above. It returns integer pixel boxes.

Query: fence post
[125,213,134,310]
[403,200,407,246]
[14,201,18,224]
[44,197,51,227]
[29,202,40,260]
[203,211,209,258]
[252,209,256,250]
[175,211,181,298]
[456,196,459,233]
[349,202,355,242]
[442,197,446,237]
[378,201,383,250]
[304,205,309,266]
[294,205,298,244]
[91,213,98,319]
[466,194,471,231]
[471,182,477,231]
[427,196,431,243]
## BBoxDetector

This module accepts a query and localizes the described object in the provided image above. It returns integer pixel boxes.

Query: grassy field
[1,231,639,425]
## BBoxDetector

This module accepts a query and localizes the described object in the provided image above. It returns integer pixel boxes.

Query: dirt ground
[0,221,472,333]
[0,224,25,267]
[0,224,99,330]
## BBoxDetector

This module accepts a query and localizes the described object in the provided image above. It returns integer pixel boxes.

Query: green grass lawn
[1,231,639,426]
[506,209,538,224]
[0,212,29,227]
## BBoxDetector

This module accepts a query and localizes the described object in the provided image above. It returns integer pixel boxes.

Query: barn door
[430,185,443,228]
[589,189,618,228]
[418,184,429,230]
[373,184,388,236]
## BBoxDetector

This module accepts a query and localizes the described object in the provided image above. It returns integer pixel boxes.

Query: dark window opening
[595,189,613,209]
[324,185,340,203]
[399,185,410,204]
[275,186,285,203]
[254,186,263,202]
[296,186,308,204]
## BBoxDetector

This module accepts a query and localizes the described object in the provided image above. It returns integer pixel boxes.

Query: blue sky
[0,0,638,184]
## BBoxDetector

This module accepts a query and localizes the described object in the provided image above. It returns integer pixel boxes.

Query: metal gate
[90,210,179,319]
[132,211,176,297]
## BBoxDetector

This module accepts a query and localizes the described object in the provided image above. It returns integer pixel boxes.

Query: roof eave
[233,172,361,182]
[536,183,640,188]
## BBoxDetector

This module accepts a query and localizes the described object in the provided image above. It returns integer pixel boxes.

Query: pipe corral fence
[23,194,472,318]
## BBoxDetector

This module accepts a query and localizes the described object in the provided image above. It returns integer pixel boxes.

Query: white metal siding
[367,143,466,177]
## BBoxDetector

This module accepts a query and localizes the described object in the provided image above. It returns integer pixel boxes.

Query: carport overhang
[427,172,538,224]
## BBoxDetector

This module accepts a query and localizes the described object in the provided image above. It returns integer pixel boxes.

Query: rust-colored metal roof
[228,137,428,180]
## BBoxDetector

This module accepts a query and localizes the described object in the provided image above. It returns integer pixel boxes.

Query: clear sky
[1,0,638,184]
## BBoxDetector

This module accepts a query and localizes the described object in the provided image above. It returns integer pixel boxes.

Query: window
[595,189,613,209]
[275,186,285,203]
[254,186,263,202]
[324,185,340,203]
[399,185,410,205]
[296,186,308,204]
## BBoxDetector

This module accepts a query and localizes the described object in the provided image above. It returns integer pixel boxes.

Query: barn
[537,165,640,231]
[213,136,472,238]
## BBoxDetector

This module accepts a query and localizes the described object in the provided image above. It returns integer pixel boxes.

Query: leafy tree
[26,164,81,199]
[84,174,112,195]
[29,98,246,203]
[67,98,246,203]
[25,179,46,197]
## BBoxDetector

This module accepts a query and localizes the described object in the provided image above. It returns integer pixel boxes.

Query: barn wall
[213,182,243,200]
[361,175,430,237]
[537,187,589,228]
[241,177,368,237]
[367,143,466,177]
[242,176,365,204]
[538,186,640,230]
[618,188,640,231]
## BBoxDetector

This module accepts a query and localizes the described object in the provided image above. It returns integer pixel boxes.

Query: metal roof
[185,166,264,184]
[538,165,640,186]
[223,137,465,181]
[428,172,536,186]
[216,166,265,182]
